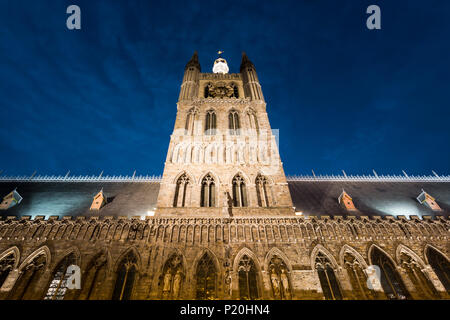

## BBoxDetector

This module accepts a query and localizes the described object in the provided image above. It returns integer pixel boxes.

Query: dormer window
[90,189,107,211]
[0,189,23,210]
[417,190,442,211]
[338,190,357,211]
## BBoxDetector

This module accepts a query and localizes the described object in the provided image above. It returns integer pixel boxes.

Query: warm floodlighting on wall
[147,210,155,217]
[295,211,303,216]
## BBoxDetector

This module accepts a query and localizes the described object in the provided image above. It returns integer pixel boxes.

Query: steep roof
[0,181,159,219]
[0,176,448,219]
[288,180,450,218]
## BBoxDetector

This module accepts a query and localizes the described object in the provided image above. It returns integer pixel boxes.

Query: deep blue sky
[0,0,449,177]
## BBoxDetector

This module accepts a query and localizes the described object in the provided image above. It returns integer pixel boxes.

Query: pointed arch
[185,107,198,135]
[200,173,216,207]
[194,250,219,299]
[79,250,108,300]
[339,245,372,299]
[265,248,292,299]
[0,246,20,289]
[160,252,185,299]
[256,173,271,207]
[339,245,368,269]
[396,244,426,267]
[312,245,342,300]
[228,109,240,135]
[397,244,439,298]
[368,244,410,299]
[310,244,339,270]
[233,248,261,300]
[43,250,78,300]
[232,173,248,207]
[173,172,191,207]
[18,246,51,271]
[9,246,49,300]
[111,247,140,300]
[205,109,217,135]
[0,246,20,269]
[264,248,292,272]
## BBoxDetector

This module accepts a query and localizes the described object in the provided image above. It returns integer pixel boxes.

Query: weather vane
[218,50,224,56]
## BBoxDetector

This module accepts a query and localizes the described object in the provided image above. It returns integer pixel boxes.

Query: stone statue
[270,268,281,299]
[172,269,182,299]
[280,268,291,299]
[224,269,232,296]
[162,269,172,297]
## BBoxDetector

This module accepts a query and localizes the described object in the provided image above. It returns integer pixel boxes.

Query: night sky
[0,0,449,177]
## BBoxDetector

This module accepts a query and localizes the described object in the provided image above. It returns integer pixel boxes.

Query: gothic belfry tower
[156,52,293,216]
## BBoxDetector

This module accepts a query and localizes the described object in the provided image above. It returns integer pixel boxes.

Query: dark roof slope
[288,180,450,218]
[0,181,159,219]
[0,179,448,219]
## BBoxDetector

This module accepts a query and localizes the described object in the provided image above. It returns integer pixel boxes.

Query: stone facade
[0,214,448,299]
[0,52,449,300]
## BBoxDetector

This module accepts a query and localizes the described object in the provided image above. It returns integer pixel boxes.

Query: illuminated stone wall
[0,214,448,300]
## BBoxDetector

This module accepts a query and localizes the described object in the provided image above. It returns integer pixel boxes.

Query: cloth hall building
[0,53,449,300]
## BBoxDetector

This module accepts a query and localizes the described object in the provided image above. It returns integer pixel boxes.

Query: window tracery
[238,255,259,299]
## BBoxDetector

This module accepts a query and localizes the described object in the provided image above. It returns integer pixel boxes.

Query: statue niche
[160,254,184,299]
[204,82,238,99]
[268,255,291,299]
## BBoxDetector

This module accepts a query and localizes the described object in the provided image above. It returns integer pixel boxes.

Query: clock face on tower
[205,82,238,98]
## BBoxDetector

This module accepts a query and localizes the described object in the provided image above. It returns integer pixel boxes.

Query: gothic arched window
[315,252,342,300]
[232,174,247,207]
[229,110,240,135]
[200,174,215,207]
[426,247,450,292]
[0,252,15,289]
[256,174,269,207]
[343,252,373,299]
[399,252,438,299]
[185,108,197,135]
[44,253,77,300]
[196,253,217,299]
[173,173,190,207]
[9,253,46,300]
[238,255,259,300]
[370,247,409,299]
[112,251,138,300]
[161,254,183,300]
[268,256,291,299]
[205,110,216,135]
[79,252,107,300]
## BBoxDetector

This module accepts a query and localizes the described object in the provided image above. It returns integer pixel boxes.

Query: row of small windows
[185,108,259,136]
[1,246,448,300]
[174,173,270,208]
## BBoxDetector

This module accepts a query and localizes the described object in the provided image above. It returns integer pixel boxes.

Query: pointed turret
[240,52,264,101]
[179,51,201,101]
[240,52,254,72]
[185,51,201,72]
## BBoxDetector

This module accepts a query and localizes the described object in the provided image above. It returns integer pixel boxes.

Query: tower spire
[185,51,201,71]
[240,52,254,72]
